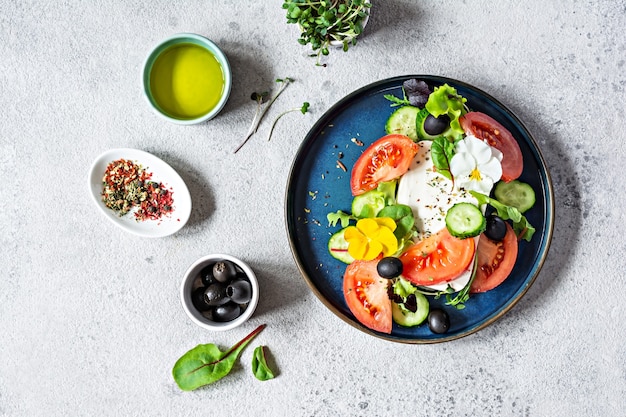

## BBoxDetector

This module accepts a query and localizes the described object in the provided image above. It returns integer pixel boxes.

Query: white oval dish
[88,148,192,238]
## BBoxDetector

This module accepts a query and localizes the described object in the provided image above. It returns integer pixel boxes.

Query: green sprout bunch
[282,0,371,65]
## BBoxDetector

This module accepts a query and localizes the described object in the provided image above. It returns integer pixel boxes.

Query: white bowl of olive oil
[142,33,232,125]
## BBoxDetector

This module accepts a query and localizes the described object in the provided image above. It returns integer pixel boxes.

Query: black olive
[191,287,211,311]
[404,294,418,313]
[203,283,229,306]
[423,113,450,136]
[226,279,252,304]
[485,214,507,241]
[213,302,242,322]
[200,264,217,287]
[386,284,403,303]
[428,308,450,334]
[213,260,238,283]
[377,257,403,279]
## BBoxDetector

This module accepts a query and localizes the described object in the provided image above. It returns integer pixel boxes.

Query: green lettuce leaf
[425,84,467,140]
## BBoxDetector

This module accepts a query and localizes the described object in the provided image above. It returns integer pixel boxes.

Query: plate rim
[88,147,192,238]
[285,75,555,343]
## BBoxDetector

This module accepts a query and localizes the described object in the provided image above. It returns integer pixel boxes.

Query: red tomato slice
[343,259,392,334]
[470,222,518,293]
[350,134,419,196]
[460,112,523,182]
[399,228,476,286]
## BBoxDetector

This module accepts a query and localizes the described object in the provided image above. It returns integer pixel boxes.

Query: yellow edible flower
[344,217,399,261]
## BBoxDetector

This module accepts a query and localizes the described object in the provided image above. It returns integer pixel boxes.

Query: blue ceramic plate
[285,76,554,343]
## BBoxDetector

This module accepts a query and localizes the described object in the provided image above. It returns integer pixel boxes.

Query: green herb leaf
[430,136,457,181]
[327,210,353,228]
[470,191,536,241]
[384,93,410,107]
[283,0,371,65]
[235,78,294,153]
[445,257,478,309]
[267,101,311,142]
[172,324,265,391]
[251,346,276,381]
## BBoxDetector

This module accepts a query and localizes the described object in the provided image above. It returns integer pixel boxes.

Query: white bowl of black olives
[180,254,259,331]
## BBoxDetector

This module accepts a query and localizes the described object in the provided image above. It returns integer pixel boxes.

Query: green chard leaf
[470,191,536,241]
[430,136,457,181]
[172,324,265,391]
[251,346,276,381]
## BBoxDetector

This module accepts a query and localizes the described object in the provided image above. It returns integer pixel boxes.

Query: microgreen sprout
[267,102,310,142]
[234,78,294,153]
[282,0,371,66]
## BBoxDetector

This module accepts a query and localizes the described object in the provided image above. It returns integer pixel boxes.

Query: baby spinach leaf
[251,346,276,381]
[377,204,415,241]
[172,324,265,391]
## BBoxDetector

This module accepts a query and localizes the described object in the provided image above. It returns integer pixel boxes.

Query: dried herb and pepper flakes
[101,158,174,221]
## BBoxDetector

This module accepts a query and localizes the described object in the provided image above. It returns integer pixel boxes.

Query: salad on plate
[325,79,537,335]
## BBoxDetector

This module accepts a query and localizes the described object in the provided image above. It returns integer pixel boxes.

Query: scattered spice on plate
[101,159,174,221]
[351,137,364,146]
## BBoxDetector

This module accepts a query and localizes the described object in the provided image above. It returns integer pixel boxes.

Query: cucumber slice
[494,180,536,213]
[351,190,386,218]
[392,292,429,327]
[445,202,486,239]
[385,105,419,141]
[328,228,355,264]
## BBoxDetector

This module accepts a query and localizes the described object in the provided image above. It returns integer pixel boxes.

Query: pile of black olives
[191,259,253,322]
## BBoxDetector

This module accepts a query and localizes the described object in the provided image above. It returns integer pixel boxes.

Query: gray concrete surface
[2,1,625,416]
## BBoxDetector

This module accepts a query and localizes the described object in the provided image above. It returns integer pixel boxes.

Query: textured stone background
[1,1,625,416]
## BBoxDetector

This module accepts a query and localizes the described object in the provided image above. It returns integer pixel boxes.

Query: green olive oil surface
[150,43,225,119]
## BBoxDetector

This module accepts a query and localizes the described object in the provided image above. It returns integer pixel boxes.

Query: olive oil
[149,43,225,119]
